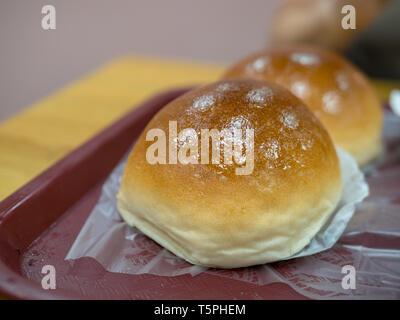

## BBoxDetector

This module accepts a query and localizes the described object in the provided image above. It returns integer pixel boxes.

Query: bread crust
[222,46,383,166]
[117,78,342,268]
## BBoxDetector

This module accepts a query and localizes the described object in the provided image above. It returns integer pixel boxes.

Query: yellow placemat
[0,56,398,202]
[0,57,224,201]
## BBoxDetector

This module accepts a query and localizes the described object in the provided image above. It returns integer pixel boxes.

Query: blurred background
[1,0,399,121]
[0,0,279,121]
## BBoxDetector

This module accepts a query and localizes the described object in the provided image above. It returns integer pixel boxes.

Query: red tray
[0,88,308,300]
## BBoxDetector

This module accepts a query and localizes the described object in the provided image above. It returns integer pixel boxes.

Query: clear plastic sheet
[66,111,400,299]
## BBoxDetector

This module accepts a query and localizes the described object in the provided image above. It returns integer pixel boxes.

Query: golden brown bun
[117,78,342,268]
[222,46,383,166]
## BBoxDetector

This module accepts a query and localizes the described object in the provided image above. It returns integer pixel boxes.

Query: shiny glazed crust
[117,78,342,268]
[222,46,383,166]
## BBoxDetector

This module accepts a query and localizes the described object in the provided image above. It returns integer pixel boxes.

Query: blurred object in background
[346,1,400,80]
[0,0,280,121]
[390,89,400,116]
[271,0,400,80]
[271,0,390,51]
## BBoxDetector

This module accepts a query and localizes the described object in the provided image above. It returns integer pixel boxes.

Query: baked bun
[117,78,342,268]
[222,46,383,166]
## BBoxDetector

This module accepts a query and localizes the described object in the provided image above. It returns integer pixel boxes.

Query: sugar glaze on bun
[222,46,383,166]
[117,78,342,268]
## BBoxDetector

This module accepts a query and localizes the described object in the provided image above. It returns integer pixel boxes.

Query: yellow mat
[0,57,224,201]
[0,56,398,201]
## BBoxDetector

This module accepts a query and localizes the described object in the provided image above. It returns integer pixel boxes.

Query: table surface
[0,57,224,201]
[1,56,399,202]
[1,57,399,202]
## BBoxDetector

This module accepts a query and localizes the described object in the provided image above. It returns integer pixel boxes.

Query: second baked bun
[117,78,342,268]
[222,46,383,166]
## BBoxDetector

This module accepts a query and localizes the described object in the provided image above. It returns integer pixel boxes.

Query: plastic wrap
[66,111,400,299]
